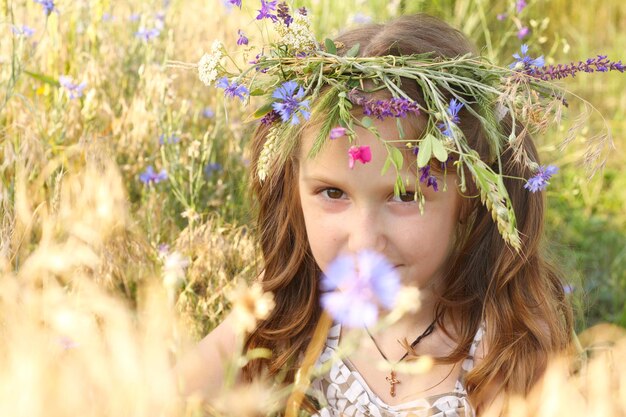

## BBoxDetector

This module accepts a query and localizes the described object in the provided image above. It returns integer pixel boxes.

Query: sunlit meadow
[1,0,625,415]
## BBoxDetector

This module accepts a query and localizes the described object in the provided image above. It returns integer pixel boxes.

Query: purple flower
[437,98,463,137]
[329,127,347,139]
[216,77,249,101]
[229,0,242,7]
[524,165,558,192]
[139,166,168,185]
[277,2,293,26]
[517,26,529,39]
[237,29,248,46]
[34,0,56,16]
[135,27,161,41]
[497,13,508,21]
[298,6,307,16]
[260,110,280,125]
[347,90,420,120]
[129,13,141,21]
[351,12,373,24]
[510,44,544,73]
[102,13,114,22]
[256,0,278,21]
[320,250,401,328]
[419,165,439,191]
[11,25,35,37]
[271,81,310,125]
[159,134,180,145]
[202,107,214,118]
[516,0,527,13]
[59,75,87,99]
[532,55,625,81]
[204,162,222,177]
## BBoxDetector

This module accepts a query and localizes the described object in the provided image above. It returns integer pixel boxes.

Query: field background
[1,0,625,415]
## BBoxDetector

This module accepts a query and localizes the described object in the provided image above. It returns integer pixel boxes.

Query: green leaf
[381,155,392,175]
[253,102,274,118]
[389,146,404,170]
[324,38,337,55]
[361,116,373,128]
[24,70,60,86]
[417,134,434,167]
[249,88,266,96]
[432,137,448,162]
[346,43,360,57]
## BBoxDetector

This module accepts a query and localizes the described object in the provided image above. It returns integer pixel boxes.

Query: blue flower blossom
[139,166,168,185]
[271,81,310,125]
[202,107,214,118]
[216,77,249,101]
[11,25,35,37]
[524,165,558,192]
[159,134,180,145]
[437,98,463,137]
[59,75,87,99]
[204,162,222,177]
[135,27,161,42]
[237,29,248,46]
[510,44,545,72]
[34,0,57,16]
[320,250,401,328]
[256,0,278,22]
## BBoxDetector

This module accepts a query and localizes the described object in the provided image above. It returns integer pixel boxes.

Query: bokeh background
[1,0,625,415]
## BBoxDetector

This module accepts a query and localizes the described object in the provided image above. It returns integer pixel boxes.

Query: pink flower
[329,126,347,139]
[348,145,372,169]
[517,26,529,39]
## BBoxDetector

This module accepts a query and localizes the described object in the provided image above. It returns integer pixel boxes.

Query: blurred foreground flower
[211,379,280,417]
[11,24,35,37]
[34,0,56,15]
[321,250,400,327]
[227,280,275,333]
[59,75,87,99]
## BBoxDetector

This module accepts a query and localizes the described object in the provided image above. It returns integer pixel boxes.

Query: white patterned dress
[309,323,485,417]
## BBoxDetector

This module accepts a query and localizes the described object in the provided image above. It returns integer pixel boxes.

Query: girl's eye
[392,191,416,203]
[322,188,345,199]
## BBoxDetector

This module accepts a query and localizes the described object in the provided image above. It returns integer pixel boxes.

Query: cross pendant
[386,370,400,397]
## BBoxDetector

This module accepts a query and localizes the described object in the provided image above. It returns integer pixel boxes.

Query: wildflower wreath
[181,1,625,251]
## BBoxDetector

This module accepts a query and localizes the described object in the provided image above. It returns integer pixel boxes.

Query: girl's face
[298,118,461,291]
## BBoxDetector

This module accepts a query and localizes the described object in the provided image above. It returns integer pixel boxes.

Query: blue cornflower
[237,29,248,46]
[256,0,278,22]
[135,27,161,42]
[202,107,214,118]
[34,0,57,16]
[216,77,249,101]
[524,165,558,192]
[438,98,463,137]
[271,81,310,125]
[320,250,401,328]
[11,25,35,37]
[59,75,87,99]
[510,44,544,71]
[159,134,180,145]
[204,162,222,177]
[139,166,168,185]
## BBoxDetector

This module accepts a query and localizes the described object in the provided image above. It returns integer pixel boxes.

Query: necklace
[365,317,438,397]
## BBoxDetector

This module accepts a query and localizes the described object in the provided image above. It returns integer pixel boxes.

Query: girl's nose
[347,206,387,254]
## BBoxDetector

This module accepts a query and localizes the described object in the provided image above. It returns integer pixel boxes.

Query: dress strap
[454,323,486,393]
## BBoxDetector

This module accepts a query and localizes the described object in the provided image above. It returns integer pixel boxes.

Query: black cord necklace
[365,316,438,397]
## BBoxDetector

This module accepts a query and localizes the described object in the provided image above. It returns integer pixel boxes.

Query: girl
[177,13,573,416]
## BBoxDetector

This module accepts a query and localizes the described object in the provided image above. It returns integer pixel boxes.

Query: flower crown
[187,1,624,251]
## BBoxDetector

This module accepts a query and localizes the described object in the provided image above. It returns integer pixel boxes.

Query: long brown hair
[242,13,573,405]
